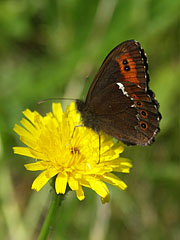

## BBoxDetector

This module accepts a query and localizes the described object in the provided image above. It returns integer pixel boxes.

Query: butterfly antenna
[37,97,78,105]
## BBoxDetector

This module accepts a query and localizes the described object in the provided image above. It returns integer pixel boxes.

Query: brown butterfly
[76,40,161,146]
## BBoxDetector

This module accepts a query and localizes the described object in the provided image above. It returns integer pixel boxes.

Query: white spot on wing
[116,82,129,97]
[136,114,140,120]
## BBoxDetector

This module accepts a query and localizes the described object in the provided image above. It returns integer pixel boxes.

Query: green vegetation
[0,0,179,239]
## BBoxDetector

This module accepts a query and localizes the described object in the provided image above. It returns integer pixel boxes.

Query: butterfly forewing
[86,40,147,104]
[76,40,161,146]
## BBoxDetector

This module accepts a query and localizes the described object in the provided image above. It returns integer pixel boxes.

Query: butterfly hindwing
[89,82,159,145]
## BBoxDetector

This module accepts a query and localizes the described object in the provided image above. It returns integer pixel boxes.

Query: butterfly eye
[140,121,148,130]
[140,109,148,118]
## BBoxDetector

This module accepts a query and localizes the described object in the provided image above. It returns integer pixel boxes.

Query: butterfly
[76,40,161,146]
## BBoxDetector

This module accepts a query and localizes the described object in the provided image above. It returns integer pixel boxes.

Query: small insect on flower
[13,102,132,203]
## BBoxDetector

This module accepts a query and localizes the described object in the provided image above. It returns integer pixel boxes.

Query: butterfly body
[76,40,161,146]
[76,99,101,132]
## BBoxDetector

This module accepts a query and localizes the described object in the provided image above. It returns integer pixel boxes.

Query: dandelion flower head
[13,102,132,202]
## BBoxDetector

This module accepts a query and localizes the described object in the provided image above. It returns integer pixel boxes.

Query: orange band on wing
[116,53,140,85]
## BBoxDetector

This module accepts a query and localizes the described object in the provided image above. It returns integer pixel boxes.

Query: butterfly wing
[85,40,161,145]
[89,82,160,145]
[86,40,147,103]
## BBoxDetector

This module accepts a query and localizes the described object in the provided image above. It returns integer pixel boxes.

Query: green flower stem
[38,188,64,240]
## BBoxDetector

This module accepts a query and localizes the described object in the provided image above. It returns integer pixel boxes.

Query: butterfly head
[76,100,100,132]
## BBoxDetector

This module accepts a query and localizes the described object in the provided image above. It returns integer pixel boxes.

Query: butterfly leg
[98,134,101,164]
[95,131,101,164]
[65,124,84,148]
[71,124,84,138]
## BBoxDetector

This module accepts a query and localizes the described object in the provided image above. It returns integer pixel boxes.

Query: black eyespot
[140,110,148,119]
[141,111,146,116]
[141,123,146,129]
[124,66,130,71]
[123,59,128,65]
[131,94,137,99]
[137,101,141,106]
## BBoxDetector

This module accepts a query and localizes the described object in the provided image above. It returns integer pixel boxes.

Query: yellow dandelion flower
[13,102,132,202]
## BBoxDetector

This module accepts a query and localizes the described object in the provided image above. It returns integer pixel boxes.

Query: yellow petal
[114,167,131,173]
[13,124,32,138]
[31,171,50,191]
[32,168,58,191]
[19,136,37,149]
[24,161,47,171]
[89,179,109,199]
[55,172,68,194]
[45,168,58,179]
[68,175,79,190]
[23,109,36,124]
[101,193,110,204]
[28,149,48,161]
[102,173,127,190]
[52,103,63,122]
[13,147,34,158]
[76,185,85,201]
[20,118,37,135]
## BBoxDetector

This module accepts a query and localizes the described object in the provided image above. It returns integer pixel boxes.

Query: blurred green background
[0,0,179,239]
